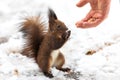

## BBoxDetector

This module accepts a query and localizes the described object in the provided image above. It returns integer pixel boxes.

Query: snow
[0,0,120,80]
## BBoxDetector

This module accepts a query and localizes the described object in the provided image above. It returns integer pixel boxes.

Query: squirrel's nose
[66,27,68,30]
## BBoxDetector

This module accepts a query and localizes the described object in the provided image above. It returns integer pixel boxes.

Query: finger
[82,10,95,21]
[75,15,92,28]
[77,18,102,28]
[76,0,88,7]
[75,21,83,27]
[80,11,103,25]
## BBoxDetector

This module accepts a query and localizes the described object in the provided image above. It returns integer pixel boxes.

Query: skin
[76,0,111,28]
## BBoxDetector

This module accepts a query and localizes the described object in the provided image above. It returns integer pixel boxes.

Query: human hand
[76,0,111,28]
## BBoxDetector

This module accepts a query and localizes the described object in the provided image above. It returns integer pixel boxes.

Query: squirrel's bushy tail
[20,16,46,57]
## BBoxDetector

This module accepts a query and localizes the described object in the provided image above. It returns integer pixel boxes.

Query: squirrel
[20,8,71,78]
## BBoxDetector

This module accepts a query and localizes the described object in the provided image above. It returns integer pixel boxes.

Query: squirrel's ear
[48,8,57,21]
[48,8,58,31]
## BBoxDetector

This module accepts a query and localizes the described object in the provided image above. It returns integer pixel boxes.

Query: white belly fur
[50,49,59,67]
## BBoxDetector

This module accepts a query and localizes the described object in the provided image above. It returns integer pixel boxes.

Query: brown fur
[20,16,45,57]
[20,8,71,78]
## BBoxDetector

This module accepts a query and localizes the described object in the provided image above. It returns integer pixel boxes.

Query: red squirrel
[20,8,71,78]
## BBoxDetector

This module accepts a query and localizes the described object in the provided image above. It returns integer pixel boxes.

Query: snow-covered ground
[0,0,120,80]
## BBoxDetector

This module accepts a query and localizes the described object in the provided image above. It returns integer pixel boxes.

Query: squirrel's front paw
[62,30,71,40]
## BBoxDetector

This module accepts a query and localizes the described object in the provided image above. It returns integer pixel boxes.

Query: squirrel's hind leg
[38,56,54,78]
[55,52,71,72]
[43,71,54,78]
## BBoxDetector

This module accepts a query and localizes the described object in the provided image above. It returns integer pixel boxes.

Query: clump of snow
[0,0,120,80]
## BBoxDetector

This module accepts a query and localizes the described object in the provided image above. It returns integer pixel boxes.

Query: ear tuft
[48,8,57,20]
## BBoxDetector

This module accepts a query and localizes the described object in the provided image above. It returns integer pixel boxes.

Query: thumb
[76,0,88,7]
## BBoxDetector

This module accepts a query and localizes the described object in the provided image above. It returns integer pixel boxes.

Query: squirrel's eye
[57,25,61,29]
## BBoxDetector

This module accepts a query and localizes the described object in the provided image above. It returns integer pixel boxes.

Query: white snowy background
[0,0,120,80]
